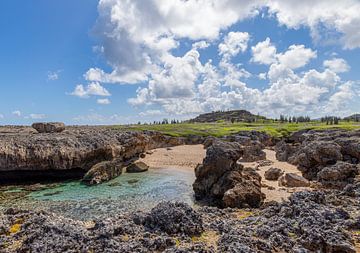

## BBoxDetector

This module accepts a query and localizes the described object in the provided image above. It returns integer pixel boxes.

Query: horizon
[1,0,360,125]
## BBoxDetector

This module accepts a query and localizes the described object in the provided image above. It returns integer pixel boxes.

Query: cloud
[277,45,317,69]
[218,32,250,59]
[47,70,62,81]
[12,110,21,117]
[139,110,163,117]
[70,82,111,98]
[251,37,277,65]
[0,114,4,119]
[29,114,46,119]
[97,98,111,105]
[323,58,350,73]
[192,41,210,50]
[258,73,267,80]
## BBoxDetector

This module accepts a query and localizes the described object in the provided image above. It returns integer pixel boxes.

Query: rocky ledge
[0,125,199,185]
[1,189,359,252]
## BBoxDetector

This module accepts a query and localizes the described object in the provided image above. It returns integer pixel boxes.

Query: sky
[0,0,359,125]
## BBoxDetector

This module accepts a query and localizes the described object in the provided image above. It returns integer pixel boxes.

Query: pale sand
[141,145,309,203]
[140,144,206,170]
[240,149,310,202]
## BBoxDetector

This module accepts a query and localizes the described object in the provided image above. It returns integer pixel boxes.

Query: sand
[141,145,309,203]
[140,144,206,170]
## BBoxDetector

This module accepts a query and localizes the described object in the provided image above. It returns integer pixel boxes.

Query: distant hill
[344,114,360,121]
[188,110,266,123]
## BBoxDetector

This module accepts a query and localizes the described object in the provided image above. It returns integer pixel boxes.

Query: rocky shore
[0,125,359,252]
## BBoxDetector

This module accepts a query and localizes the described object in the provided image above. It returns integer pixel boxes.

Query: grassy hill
[113,120,360,138]
[188,110,265,123]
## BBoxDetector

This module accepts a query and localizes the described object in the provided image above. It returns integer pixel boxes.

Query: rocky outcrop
[275,129,360,186]
[82,159,124,185]
[193,140,265,208]
[278,173,310,187]
[126,161,149,173]
[317,161,359,187]
[0,126,190,184]
[134,202,203,236]
[32,122,65,133]
[264,167,283,180]
[240,141,266,162]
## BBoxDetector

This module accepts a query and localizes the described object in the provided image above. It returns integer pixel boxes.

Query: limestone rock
[279,173,310,187]
[32,122,65,133]
[241,141,266,162]
[317,161,359,186]
[264,167,284,181]
[82,159,124,185]
[126,161,149,173]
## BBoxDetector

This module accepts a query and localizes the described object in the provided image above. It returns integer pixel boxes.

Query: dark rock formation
[240,141,266,162]
[264,167,283,180]
[82,159,124,185]
[126,161,149,173]
[135,202,203,236]
[193,140,265,208]
[278,173,310,187]
[317,161,359,187]
[31,122,65,133]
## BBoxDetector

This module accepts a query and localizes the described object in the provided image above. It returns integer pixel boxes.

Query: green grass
[111,121,360,138]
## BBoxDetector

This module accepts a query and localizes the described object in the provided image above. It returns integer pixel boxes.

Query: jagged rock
[241,141,266,162]
[126,161,149,173]
[32,122,65,133]
[317,161,359,186]
[193,140,265,208]
[264,167,284,181]
[82,159,124,185]
[278,173,310,187]
[138,202,203,236]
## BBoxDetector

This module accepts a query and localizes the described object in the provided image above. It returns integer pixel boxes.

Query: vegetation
[112,120,360,138]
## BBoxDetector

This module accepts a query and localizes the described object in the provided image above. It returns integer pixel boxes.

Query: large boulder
[317,161,359,187]
[278,173,310,187]
[82,159,124,185]
[32,122,65,133]
[126,161,149,173]
[264,167,284,181]
[193,140,265,208]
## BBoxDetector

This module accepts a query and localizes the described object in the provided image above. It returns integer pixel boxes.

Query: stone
[278,173,310,187]
[31,122,65,133]
[82,159,124,185]
[126,161,149,173]
[139,202,203,236]
[241,141,266,162]
[317,161,359,186]
[264,167,284,181]
[139,153,146,158]
[193,140,265,208]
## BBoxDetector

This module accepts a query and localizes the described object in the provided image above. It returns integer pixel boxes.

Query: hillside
[344,114,360,121]
[188,110,266,123]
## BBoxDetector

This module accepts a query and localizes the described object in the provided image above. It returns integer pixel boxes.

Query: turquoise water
[1,167,196,220]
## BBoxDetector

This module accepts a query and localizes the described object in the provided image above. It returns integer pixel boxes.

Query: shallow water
[0,167,196,220]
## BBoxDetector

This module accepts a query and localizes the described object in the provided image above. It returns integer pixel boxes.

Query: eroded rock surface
[279,173,310,187]
[32,122,66,133]
[264,167,283,181]
[82,159,124,185]
[126,161,149,173]
[193,140,265,208]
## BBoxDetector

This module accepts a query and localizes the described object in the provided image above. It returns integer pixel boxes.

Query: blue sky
[0,0,359,125]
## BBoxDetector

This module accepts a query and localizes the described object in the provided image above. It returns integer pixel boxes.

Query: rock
[126,161,149,173]
[317,161,359,187]
[264,167,284,180]
[82,159,124,185]
[31,122,65,133]
[278,173,310,187]
[241,141,266,162]
[139,202,203,236]
[139,153,146,158]
[193,140,265,208]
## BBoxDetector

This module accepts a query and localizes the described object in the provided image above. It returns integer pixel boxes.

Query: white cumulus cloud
[70,82,111,98]
[97,98,111,105]
[323,58,350,73]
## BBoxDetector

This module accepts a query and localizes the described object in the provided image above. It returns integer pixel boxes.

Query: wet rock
[126,161,149,173]
[82,159,124,185]
[31,122,65,133]
[264,167,284,181]
[140,202,203,236]
[278,173,310,187]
